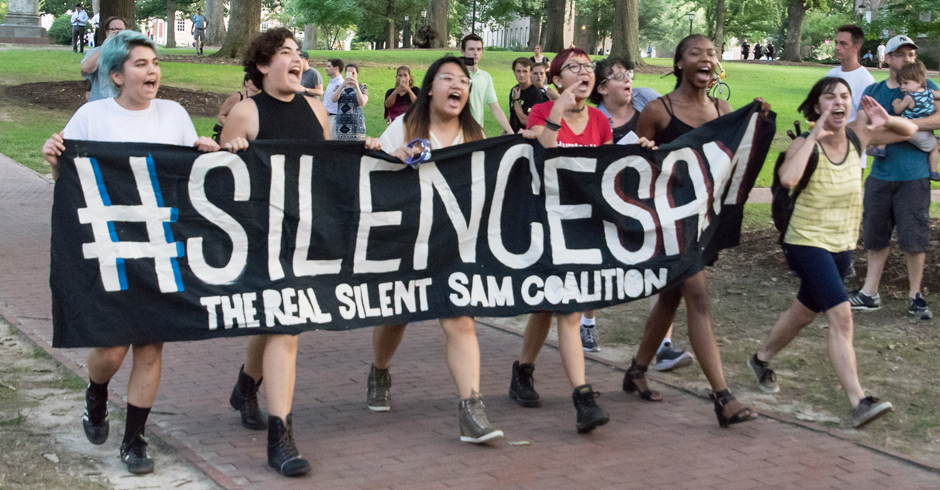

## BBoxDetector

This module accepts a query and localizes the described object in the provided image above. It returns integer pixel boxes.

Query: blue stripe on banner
[107,222,118,242]
[116,258,128,291]
[170,207,178,223]
[90,158,111,206]
[146,155,165,206]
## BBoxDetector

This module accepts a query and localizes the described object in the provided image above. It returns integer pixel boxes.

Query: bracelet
[544,118,562,131]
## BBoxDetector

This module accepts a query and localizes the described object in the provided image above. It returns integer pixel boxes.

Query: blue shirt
[82,47,116,102]
[863,78,939,182]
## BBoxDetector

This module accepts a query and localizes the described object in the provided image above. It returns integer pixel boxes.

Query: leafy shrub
[48,14,73,45]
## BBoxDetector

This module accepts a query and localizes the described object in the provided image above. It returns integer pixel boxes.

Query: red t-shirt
[527,101,613,147]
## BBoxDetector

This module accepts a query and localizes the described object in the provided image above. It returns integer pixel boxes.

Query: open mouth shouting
[446,89,464,110]
[142,77,159,93]
[695,65,713,85]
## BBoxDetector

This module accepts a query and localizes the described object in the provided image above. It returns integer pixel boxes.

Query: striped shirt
[784,140,862,252]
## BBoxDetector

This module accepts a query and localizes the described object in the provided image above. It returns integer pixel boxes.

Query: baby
[891,60,939,181]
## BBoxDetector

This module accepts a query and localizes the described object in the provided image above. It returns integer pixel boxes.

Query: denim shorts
[783,244,852,313]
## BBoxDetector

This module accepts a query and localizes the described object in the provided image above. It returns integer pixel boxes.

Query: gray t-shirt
[301,68,323,90]
[82,47,116,103]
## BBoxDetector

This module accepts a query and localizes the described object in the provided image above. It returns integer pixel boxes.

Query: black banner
[51,102,775,347]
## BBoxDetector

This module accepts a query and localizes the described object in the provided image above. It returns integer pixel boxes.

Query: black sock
[123,403,151,444]
[752,353,768,367]
[87,379,109,397]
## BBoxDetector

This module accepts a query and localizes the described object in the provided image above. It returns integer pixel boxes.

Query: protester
[42,30,220,475]
[191,8,207,55]
[212,73,260,141]
[511,48,616,434]
[827,25,875,123]
[741,39,750,60]
[330,63,369,140]
[323,58,344,136]
[848,35,940,320]
[876,42,886,69]
[370,56,504,445]
[71,3,89,53]
[530,43,550,65]
[587,57,694,370]
[461,34,514,134]
[220,28,336,477]
[749,77,916,428]
[383,65,418,124]
[630,34,762,427]
[891,61,939,181]
[508,57,546,133]
[80,16,125,102]
[531,61,559,101]
[298,50,324,98]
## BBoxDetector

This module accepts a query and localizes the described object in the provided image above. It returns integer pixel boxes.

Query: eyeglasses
[606,70,634,82]
[436,74,472,89]
[562,62,595,74]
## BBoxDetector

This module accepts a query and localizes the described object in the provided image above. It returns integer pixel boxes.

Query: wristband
[544,118,562,131]
[405,138,432,168]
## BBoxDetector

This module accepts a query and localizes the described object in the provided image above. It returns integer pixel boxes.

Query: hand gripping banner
[51,102,775,347]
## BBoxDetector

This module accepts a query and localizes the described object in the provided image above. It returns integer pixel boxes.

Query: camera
[461,56,475,67]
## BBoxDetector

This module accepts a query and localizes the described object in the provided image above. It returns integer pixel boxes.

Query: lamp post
[688,12,695,36]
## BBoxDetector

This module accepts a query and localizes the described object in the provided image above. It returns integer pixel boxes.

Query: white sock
[659,337,672,350]
[580,315,595,327]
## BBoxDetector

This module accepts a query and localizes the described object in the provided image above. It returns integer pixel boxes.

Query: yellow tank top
[783,140,862,252]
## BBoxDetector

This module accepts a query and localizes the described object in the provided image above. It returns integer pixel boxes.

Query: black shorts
[862,177,930,253]
[783,244,852,313]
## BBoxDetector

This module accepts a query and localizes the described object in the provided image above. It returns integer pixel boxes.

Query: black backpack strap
[845,127,862,156]
[791,132,819,199]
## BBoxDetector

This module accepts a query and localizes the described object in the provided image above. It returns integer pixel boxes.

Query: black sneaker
[580,325,599,352]
[82,384,109,445]
[509,361,541,407]
[366,364,391,412]
[572,384,609,433]
[653,342,694,371]
[852,395,893,428]
[908,293,933,320]
[848,290,880,311]
[747,353,779,394]
[120,432,154,475]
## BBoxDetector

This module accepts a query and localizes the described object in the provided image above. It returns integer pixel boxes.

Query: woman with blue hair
[42,29,219,475]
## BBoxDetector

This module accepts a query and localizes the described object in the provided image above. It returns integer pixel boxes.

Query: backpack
[771,128,862,242]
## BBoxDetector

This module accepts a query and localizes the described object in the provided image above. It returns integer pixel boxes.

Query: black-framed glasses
[562,62,595,74]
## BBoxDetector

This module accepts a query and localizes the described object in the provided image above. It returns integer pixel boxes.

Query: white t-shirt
[826,65,875,123]
[877,44,886,57]
[379,116,465,153]
[64,98,198,146]
[323,76,344,115]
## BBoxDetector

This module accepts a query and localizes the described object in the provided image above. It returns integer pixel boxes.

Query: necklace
[567,106,586,113]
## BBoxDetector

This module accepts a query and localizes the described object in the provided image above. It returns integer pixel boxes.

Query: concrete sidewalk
[1,153,938,489]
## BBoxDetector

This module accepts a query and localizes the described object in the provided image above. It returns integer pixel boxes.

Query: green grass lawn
[1,46,937,184]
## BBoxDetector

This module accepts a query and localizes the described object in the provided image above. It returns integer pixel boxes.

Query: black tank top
[251,91,324,141]
[656,93,721,145]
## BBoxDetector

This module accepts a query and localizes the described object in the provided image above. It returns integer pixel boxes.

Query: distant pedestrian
[322,58,344,136]
[876,42,886,69]
[298,50,323,98]
[330,63,369,140]
[383,65,418,124]
[766,43,774,60]
[741,39,750,60]
[754,42,762,60]
[191,8,207,55]
[862,50,874,66]
[70,4,88,53]
[530,44,550,65]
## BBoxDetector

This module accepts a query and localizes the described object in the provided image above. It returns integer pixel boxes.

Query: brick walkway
[1,153,938,489]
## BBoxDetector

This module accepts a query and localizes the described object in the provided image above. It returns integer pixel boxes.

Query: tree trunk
[543,0,565,52]
[428,0,448,48]
[527,14,540,50]
[165,0,176,49]
[384,0,395,49]
[402,20,411,48]
[92,0,100,15]
[586,12,598,54]
[213,0,261,58]
[303,23,317,50]
[611,0,643,65]
[782,0,805,62]
[713,0,724,51]
[96,0,134,46]
[206,0,226,45]
[539,19,547,47]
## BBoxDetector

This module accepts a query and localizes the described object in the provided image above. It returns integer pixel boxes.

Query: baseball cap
[885,35,917,54]
[299,50,309,59]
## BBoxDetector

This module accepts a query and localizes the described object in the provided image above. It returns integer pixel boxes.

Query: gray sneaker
[848,290,880,311]
[653,342,694,371]
[458,392,503,444]
[852,395,893,428]
[367,364,391,412]
[747,353,779,394]
[908,293,933,320]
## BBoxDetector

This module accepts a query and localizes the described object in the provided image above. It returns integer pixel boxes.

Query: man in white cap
[848,35,940,320]
[826,24,874,123]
